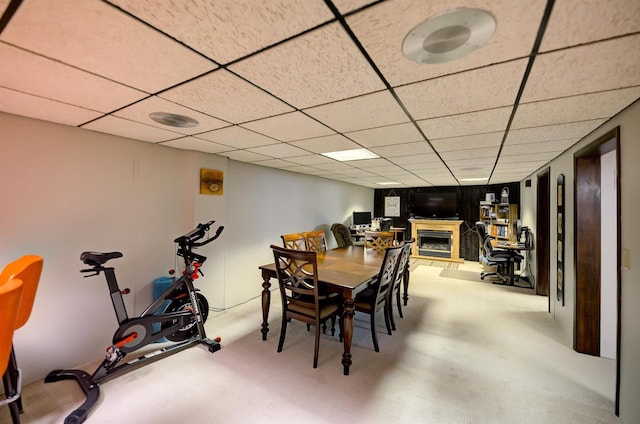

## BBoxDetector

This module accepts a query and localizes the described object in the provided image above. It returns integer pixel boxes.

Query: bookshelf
[479,203,519,242]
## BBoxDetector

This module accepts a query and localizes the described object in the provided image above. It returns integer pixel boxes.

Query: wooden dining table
[258,246,385,375]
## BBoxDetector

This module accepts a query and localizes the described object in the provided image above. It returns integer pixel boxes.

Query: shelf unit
[479,203,519,242]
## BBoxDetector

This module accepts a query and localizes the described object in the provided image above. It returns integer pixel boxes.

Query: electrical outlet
[622,248,631,270]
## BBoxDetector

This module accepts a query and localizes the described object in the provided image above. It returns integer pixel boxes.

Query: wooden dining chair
[388,239,414,331]
[281,232,307,251]
[0,255,44,424]
[304,230,328,252]
[354,244,403,352]
[364,231,395,251]
[0,279,25,424]
[270,245,342,368]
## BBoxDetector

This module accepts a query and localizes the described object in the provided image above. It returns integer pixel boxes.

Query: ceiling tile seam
[102,0,222,66]
[511,118,613,132]
[488,0,556,184]
[0,0,22,36]
[518,85,640,107]
[0,85,104,114]
[538,31,640,56]
[322,0,457,186]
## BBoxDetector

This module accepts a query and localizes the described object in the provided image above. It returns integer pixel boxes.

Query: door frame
[536,168,551,303]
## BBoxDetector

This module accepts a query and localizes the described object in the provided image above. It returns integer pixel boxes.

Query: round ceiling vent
[402,8,496,64]
[149,112,199,128]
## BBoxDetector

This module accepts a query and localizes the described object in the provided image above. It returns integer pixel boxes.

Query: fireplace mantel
[409,219,464,263]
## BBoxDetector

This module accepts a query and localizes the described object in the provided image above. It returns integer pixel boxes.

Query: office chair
[0,279,24,424]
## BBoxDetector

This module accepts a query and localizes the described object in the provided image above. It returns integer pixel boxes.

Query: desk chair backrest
[281,233,307,251]
[304,230,328,252]
[0,279,23,375]
[330,223,354,247]
[0,255,44,329]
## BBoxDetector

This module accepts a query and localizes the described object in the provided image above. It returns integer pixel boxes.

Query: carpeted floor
[410,258,459,270]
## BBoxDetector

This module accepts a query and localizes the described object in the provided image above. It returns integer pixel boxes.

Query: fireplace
[418,230,452,258]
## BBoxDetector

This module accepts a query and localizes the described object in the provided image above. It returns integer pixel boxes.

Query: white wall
[520,99,640,424]
[0,112,372,386]
[601,149,617,360]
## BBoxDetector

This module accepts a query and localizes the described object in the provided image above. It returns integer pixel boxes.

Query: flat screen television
[412,192,458,219]
[352,211,372,226]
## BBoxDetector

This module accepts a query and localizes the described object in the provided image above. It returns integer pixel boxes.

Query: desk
[492,241,532,288]
[259,246,385,375]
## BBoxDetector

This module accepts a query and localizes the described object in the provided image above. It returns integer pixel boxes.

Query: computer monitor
[352,211,372,227]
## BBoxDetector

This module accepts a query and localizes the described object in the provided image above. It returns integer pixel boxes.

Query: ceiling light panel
[0,88,102,126]
[417,107,511,139]
[230,23,385,109]
[304,91,409,132]
[0,1,216,93]
[82,116,182,143]
[395,60,527,120]
[195,126,277,149]
[289,134,360,153]
[540,0,640,52]
[0,43,147,113]
[346,0,545,86]
[241,112,335,142]
[522,35,640,103]
[112,0,334,64]
[114,96,229,135]
[159,70,294,124]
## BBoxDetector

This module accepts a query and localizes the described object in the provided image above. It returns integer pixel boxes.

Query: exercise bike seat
[80,251,123,267]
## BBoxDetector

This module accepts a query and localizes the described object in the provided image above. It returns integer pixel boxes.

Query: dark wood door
[536,169,550,298]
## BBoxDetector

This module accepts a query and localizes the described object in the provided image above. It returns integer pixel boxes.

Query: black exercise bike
[45,221,224,424]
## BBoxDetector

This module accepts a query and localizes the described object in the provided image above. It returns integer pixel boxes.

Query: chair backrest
[271,245,320,322]
[0,255,44,329]
[281,233,307,251]
[364,231,394,251]
[391,240,414,294]
[0,279,24,374]
[304,230,328,252]
[330,223,354,247]
[475,222,488,242]
[372,245,404,304]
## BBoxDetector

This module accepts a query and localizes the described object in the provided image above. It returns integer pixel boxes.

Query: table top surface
[260,246,384,290]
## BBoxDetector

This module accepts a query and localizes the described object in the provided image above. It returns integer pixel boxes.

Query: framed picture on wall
[384,196,400,217]
[557,174,565,305]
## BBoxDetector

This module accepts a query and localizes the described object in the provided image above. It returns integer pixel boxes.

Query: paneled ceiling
[1,0,639,188]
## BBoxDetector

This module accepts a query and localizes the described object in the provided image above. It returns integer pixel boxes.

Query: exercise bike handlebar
[175,221,224,265]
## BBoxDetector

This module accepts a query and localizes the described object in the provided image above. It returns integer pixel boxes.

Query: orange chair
[0,279,24,423]
[0,255,44,423]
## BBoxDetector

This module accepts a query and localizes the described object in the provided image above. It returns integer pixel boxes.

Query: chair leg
[277,315,288,353]
[313,324,320,368]
[403,270,410,306]
[396,288,403,319]
[2,369,21,424]
[370,312,380,352]
[383,306,392,336]
[330,315,336,336]
[388,299,396,332]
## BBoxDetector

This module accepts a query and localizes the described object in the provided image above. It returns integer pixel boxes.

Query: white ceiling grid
[0,0,638,188]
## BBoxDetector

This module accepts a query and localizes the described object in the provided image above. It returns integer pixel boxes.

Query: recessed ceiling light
[402,8,496,64]
[149,112,199,128]
[377,182,400,186]
[321,149,379,162]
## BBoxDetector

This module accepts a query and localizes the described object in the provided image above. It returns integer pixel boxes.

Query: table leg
[261,270,272,341]
[341,295,355,375]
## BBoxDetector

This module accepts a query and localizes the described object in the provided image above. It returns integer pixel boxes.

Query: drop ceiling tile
[112,0,334,64]
[0,0,9,14]
[346,0,546,86]
[440,147,499,161]
[289,134,360,153]
[114,96,229,135]
[370,141,434,157]
[506,120,605,145]
[241,112,334,142]
[304,90,409,132]
[220,150,272,162]
[494,160,547,170]
[396,60,527,120]
[344,122,424,148]
[160,137,232,154]
[417,107,511,139]
[513,88,640,129]
[391,153,441,166]
[0,43,147,112]
[502,139,578,155]
[1,0,216,93]
[447,157,496,168]
[195,126,276,149]
[540,0,640,52]
[333,0,377,14]
[252,159,296,168]
[498,151,559,163]
[0,88,102,126]
[247,143,311,158]
[431,132,504,153]
[230,22,385,109]
[348,158,392,168]
[82,116,182,143]
[285,155,336,166]
[423,176,457,186]
[522,35,640,103]
[311,162,355,172]
[159,70,294,124]
[364,164,406,172]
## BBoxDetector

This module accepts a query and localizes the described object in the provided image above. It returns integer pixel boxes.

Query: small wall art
[200,168,224,195]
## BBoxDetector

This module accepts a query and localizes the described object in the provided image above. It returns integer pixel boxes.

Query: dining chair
[388,239,414,331]
[0,279,25,424]
[330,223,354,247]
[281,232,307,250]
[270,245,342,368]
[0,255,44,424]
[364,231,395,251]
[304,230,328,252]
[354,244,403,352]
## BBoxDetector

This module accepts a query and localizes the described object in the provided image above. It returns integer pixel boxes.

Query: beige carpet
[410,258,459,270]
[2,262,617,424]
[440,267,488,282]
